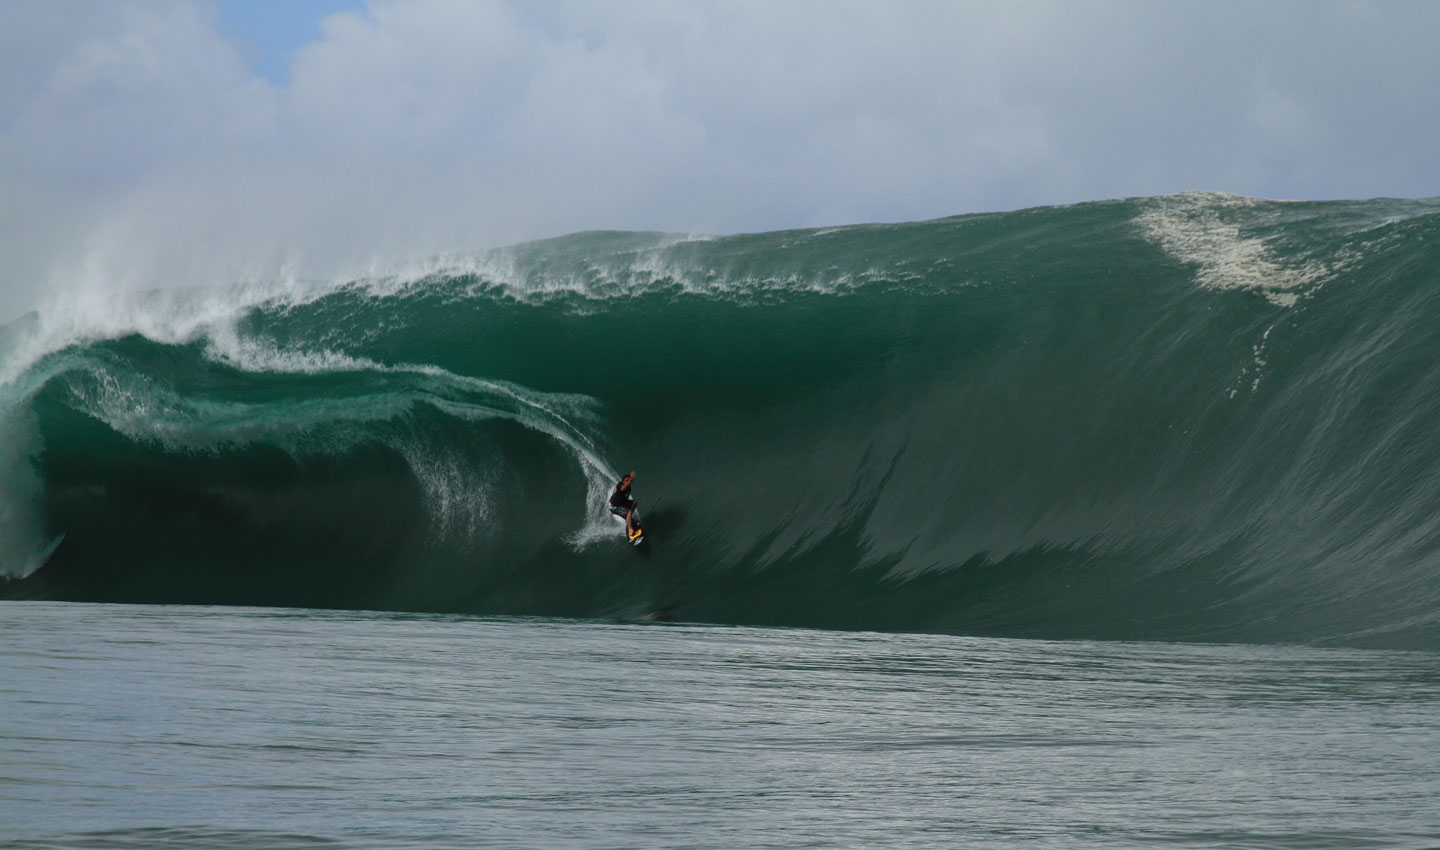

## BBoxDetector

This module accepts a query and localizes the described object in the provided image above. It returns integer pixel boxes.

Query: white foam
[398,440,495,546]
[354,230,885,306]
[74,368,417,452]
[0,277,332,389]
[1135,192,1336,307]
[428,397,619,548]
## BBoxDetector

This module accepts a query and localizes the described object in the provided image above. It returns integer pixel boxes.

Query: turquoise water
[4,192,1440,647]
[3,602,1438,848]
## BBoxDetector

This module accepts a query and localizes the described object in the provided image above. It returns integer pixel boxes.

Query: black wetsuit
[610,481,635,514]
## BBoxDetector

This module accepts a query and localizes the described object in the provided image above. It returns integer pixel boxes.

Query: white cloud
[1,0,1438,321]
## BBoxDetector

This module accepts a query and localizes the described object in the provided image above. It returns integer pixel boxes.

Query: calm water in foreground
[2,602,1439,849]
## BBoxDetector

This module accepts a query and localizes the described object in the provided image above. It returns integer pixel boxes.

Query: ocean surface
[3,192,1440,845]
[4,602,1439,849]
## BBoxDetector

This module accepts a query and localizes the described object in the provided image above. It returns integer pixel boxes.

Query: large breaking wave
[4,192,1440,649]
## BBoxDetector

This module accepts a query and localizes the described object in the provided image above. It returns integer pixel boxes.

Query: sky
[214,0,362,85]
[2,0,1439,322]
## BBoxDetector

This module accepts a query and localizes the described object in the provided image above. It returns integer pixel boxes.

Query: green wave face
[4,193,1440,648]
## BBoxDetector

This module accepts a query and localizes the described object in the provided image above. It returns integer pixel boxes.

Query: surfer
[609,471,640,538]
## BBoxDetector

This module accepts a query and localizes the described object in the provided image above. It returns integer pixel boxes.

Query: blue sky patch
[214,0,363,84]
